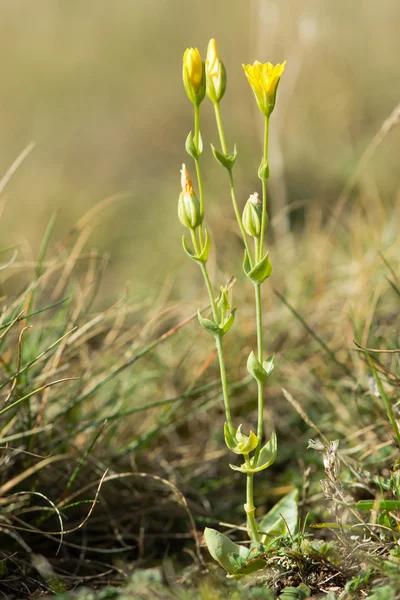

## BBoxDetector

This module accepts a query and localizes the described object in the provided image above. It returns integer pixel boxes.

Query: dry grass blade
[13,491,65,555]
[0,377,79,418]
[327,100,400,233]
[4,325,32,404]
[0,454,68,497]
[0,142,35,196]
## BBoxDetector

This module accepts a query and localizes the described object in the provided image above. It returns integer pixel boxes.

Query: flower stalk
[178,40,285,550]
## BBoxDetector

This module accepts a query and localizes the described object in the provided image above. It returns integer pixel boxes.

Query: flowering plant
[179,39,296,575]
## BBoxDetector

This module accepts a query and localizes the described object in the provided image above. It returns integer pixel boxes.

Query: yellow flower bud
[242,60,286,116]
[182,47,206,106]
[242,193,263,238]
[178,164,203,229]
[205,38,226,103]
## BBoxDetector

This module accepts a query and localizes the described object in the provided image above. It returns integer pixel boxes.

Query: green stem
[190,104,234,434]
[213,102,228,155]
[198,262,233,433]
[193,104,204,245]
[214,333,234,433]
[254,283,264,461]
[194,104,200,149]
[244,455,260,542]
[260,116,270,258]
[199,262,218,323]
[190,228,201,259]
[213,103,254,269]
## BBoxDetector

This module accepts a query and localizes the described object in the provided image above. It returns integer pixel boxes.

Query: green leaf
[224,423,259,455]
[353,500,400,511]
[258,489,298,542]
[197,310,221,338]
[224,422,238,452]
[204,528,250,574]
[247,351,268,383]
[211,143,237,170]
[258,157,270,181]
[279,584,310,599]
[182,234,195,260]
[182,229,210,264]
[229,431,276,473]
[185,131,203,159]
[255,431,277,471]
[221,309,236,334]
[197,228,210,263]
[243,250,272,284]
[263,354,275,377]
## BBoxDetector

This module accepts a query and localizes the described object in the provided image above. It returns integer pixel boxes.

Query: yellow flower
[183,47,206,106]
[206,38,226,103]
[242,60,286,116]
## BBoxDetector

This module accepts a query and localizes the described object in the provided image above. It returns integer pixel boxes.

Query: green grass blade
[365,351,400,448]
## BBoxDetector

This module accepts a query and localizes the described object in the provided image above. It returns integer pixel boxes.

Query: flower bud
[217,285,230,314]
[205,39,226,103]
[178,164,202,229]
[242,60,286,117]
[242,193,263,238]
[182,47,206,106]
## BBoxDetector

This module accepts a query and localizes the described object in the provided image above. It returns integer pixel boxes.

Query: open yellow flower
[183,47,205,106]
[242,60,286,116]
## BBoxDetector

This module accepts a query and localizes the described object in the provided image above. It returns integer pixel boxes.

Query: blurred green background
[0,0,399,298]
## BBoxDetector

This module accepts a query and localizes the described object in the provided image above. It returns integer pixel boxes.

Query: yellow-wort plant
[179,40,297,576]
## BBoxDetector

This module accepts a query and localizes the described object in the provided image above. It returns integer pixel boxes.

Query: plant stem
[189,230,234,432]
[244,455,260,542]
[213,102,228,156]
[198,263,233,433]
[214,332,234,433]
[213,103,254,269]
[254,283,264,447]
[253,117,270,458]
[190,107,234,433]
[260,116,270,258]
[193,104,204,245]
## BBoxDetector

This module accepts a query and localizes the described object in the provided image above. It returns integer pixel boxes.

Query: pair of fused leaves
[182,229,210,264]
[229,430,277,474]
[247,350,275,384]
[224,423,258,455]
[197,307,236,339]
[243,250,272,284]
[185,131,203,160]
[204,489,298,575]
[211,143,237,171]
[258,157,270,181]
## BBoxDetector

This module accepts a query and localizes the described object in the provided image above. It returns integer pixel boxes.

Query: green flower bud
[217,285,230,314]
[205,39,227,104]
[242,193,263,238]
[178,164,203,229]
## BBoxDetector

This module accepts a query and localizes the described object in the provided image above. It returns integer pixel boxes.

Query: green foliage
[203,528,252,574]
[243,251,273,284]
[211,143,237,171]
[229,431,277,474]
[259,490,298,542]
[278,584,311,599]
